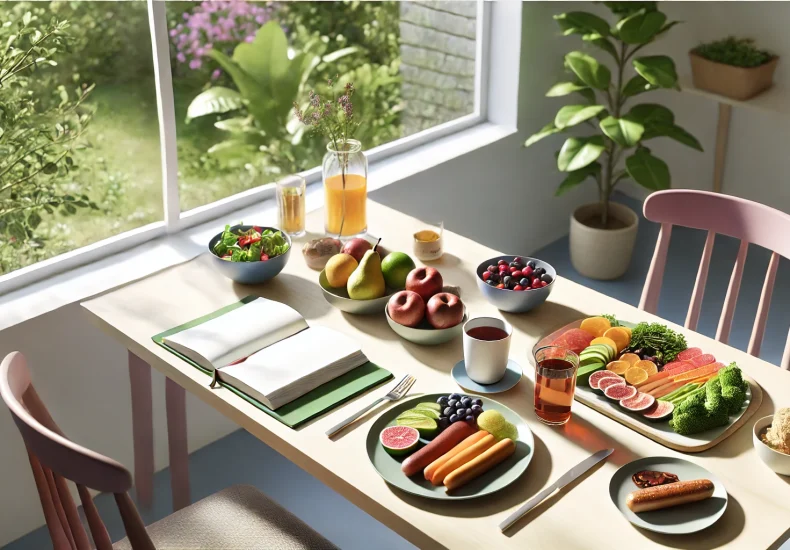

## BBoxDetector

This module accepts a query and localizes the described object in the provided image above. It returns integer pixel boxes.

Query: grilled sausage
[401,421,477,477]
[626,479,714,513]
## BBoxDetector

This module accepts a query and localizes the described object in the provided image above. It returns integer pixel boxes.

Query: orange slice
[606,360,630,375]
[619,353,641,366]
[625,366,649,385]
[635,359,658,375]
[591,336,618,353]
[580,317,611,338]
[603,327,631,353]
[621,326,632,337]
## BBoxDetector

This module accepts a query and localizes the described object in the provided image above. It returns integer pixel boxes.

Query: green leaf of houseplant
[599,115,645,147]
[565,51,611,90]
[625,148,671,189]
[554,12,611,36]
[616,9,667,44]
[622,75,656,97]
[555,104,607,129]
[627,103,674,126]
[556,162,602,196]
[186,87,244,122]
[557,136,606,171]
[654,21,681,39]
[524,123,561,147]
[642,123,704,151]
[633,55,679,88]
[582,33,619,60]
[546,82,589,97]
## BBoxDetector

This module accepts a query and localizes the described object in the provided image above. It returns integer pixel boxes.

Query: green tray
[153,296,393,428]
[366,393,533,500]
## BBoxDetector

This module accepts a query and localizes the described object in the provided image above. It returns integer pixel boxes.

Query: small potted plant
[690,37,779,101]
[525,2,702,280]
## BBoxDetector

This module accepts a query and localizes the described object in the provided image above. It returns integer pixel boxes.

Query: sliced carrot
[636,370,671,388]
[672,362,724,383]
[430,434,496,485]
[639,376,675,393]
[424,430,488,481]
[650,380,687,398]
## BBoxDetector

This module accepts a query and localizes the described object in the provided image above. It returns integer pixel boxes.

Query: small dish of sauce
[413,222,443,261]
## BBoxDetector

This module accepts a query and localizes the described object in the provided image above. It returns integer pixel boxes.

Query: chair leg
[165,377,191,511]
[128,352,154,509]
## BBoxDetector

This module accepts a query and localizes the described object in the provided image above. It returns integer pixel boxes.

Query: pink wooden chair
[640,189,790,370]
[0,351,337,550]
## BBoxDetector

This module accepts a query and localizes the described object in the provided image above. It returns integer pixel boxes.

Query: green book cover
[152,296,392,428]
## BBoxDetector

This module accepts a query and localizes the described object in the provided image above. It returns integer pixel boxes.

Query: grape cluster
[436,393,483,430]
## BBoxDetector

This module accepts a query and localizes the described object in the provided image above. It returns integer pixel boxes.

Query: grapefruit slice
[380,426,420,456]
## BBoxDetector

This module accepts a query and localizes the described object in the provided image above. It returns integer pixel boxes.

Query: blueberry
[473,398,483,407]
[438,396,448,406]
[534,267,546,277]
[541,274,553,283]
[509,261,518,268]
[519,278,529,287]
[437,417,449,430]
[490,272,500,282]
[449,393,461,401]
[456,408,466,417]
[447,399,458,408]
[443,406,454,417]
[449,414,459,423]
[471,404,482,413]
[465,415,475,423]
[527,260,537,269]
[486,279,495,286]
[502,275,511,286]
[461,397,472,407]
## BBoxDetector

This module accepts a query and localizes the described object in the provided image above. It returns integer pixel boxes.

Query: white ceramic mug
[463,317,512,384]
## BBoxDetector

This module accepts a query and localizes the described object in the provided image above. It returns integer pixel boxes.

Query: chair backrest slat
[715,239,749,345]
[685,231,716,331]
[1,352,155,549]
[642,190,790,368]
[639,223,673,314]
[748,251,780,358]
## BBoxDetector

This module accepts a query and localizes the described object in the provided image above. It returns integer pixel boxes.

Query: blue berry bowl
[475,255,555,313]
[207,224,291,285]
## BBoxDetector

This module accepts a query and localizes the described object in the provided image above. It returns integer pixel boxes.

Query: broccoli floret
[670,375,731,435]
[719,363,748,414]
[705,378,724,413]
[675,389,706,415]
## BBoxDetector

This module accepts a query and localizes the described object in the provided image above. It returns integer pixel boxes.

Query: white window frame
[0,0,492,296]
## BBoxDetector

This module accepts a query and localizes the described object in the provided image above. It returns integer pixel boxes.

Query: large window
[0,1,160,275]
[0,0,484,286]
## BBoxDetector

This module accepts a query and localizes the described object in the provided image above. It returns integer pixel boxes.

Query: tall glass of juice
[533,346,579,425]
[322,139,367,237]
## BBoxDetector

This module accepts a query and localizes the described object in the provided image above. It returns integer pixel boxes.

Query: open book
[162,297,367,410]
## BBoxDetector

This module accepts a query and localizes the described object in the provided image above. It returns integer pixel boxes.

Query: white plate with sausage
[609,456,728,534]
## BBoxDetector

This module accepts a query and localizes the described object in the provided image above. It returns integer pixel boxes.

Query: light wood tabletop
[82,201,790,550]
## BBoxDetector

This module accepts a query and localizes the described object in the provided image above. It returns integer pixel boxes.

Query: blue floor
[6,193,790,549]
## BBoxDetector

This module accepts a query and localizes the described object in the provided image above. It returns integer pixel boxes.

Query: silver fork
[326,374,416,437]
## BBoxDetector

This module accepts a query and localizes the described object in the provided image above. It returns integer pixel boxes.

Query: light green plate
[609,456,728,534]
[366,393,533,500]
[319,270,394,314]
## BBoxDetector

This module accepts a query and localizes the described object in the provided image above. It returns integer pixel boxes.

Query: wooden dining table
[82,200,790,549]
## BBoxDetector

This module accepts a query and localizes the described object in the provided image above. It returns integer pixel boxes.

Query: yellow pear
[347,241,386,300]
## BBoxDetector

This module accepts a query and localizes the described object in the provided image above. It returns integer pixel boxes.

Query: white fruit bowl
[385,307,466,345]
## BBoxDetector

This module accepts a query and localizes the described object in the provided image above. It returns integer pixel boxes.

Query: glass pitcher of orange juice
[322,139,367,237]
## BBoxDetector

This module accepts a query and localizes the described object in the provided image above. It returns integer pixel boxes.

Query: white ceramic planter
[569,202,638,280]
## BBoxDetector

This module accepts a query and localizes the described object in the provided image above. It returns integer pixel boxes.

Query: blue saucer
[451,359,523,394]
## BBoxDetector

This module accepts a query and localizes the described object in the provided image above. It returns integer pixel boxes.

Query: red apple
[387,290,425,327]
[341,238,373,262]
[405,267,443,301]
[426,293,464,329]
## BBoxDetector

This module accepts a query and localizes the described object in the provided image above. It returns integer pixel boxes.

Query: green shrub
[693,37,774,68]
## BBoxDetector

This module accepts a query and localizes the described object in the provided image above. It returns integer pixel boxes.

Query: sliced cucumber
[577,363,605,386]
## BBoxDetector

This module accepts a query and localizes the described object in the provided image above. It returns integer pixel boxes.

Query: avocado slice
[576,362,605,386]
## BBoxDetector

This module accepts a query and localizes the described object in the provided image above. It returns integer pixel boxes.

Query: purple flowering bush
[169,0,276,77]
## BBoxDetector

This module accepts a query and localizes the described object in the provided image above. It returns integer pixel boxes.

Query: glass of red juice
[533,346,579,425]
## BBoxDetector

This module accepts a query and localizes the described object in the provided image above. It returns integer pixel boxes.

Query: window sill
[0,121,515,332]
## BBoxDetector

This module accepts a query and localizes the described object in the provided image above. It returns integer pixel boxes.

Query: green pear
[347,241,386,300]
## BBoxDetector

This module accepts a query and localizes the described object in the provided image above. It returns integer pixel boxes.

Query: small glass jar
[276,174,306,237]
[322,139,367,237]
[413,220,444,261]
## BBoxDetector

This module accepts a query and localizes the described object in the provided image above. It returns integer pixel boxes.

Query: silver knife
[499,448,614,532]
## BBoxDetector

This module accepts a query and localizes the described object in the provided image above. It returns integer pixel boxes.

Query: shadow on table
[633,494,745,549]
[384,432,553,518]
[340,310,399,341]
[501,301,588,347]
[769,525,790,550]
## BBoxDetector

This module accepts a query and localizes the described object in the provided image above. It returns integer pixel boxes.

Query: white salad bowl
[753,415,790,476]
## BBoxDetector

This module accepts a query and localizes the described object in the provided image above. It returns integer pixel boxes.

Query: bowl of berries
[476,255,555,313]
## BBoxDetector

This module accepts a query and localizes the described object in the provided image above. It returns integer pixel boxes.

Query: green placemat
[152,296,393,428]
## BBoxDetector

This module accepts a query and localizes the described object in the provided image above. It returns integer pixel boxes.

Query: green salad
[212,224,290,262]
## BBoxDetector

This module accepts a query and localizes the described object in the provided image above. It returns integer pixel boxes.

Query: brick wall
[399,1,477,135]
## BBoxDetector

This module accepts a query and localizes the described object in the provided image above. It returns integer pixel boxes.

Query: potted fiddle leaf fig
[526,2,702,280]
